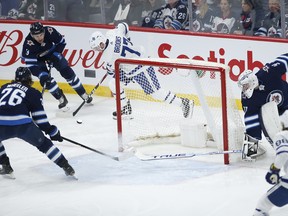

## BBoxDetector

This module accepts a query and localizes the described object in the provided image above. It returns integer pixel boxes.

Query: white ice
[1,93,287,216]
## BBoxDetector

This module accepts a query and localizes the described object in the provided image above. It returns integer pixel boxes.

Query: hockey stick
[41,63,53,96]
[61,136,132,161]
[136,149,242,161]
[72,72,109,116]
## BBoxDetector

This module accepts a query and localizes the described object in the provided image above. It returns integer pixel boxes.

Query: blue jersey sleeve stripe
[0,118,32,125]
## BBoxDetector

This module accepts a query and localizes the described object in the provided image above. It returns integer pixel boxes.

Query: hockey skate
[81,93,93,104]
[0,163,14,175]
[0,157,15,179]
[61,161,75,177]
[58,90,69,111]
[181,98,194,118]
[113,99,133,120]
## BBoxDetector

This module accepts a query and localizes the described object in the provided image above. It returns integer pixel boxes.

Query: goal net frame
[114,57,242,165]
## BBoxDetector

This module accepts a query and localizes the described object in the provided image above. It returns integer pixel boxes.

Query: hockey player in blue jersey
[238,53,288,160]
[21,22,92,110]
[252,104,288,215]
[0,67,75,177]
[88,22,194,120]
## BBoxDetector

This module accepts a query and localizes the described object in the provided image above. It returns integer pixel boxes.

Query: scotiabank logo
[1,30,263,82]
[158,43,264,82]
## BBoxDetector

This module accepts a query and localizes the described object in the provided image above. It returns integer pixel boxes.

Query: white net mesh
[115,58,244,158]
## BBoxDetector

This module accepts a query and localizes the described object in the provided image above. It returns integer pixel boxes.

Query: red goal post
[114,58,244,164]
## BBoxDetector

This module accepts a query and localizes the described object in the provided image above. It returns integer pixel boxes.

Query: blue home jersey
[21,26,66,66]
[241,53,288,139]
[0,82,51,132]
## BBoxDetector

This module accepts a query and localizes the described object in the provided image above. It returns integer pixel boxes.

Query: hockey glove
[46,125,63,142]
[265,163,280,184]
[40,75,52,88]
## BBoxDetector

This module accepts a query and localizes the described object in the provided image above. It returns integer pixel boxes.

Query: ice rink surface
[1,93,287,216]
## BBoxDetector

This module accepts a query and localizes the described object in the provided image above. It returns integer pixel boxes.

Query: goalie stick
[136,149,242,161]
[61,136,132,161]
[72,72,108,116]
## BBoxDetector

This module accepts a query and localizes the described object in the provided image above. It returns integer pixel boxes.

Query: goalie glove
[265,163,280,184]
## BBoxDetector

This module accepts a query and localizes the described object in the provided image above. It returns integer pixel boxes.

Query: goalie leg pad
[260,101,282,145]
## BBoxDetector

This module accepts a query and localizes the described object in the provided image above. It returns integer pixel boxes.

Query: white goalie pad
[260,101,282,144]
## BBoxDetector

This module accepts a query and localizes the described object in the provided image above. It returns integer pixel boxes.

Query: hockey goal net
[114,58,244,164]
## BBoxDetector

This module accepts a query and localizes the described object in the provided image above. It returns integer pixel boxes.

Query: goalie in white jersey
[89,22,194,119]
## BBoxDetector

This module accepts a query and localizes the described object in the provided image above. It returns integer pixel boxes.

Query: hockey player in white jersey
[253,108,288,215]
[89,22,194,119]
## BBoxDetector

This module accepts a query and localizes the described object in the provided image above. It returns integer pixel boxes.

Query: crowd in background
[0,0,287,38]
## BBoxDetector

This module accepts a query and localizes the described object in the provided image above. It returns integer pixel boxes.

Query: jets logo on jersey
[27,40,35,46]
[267,90,283,106]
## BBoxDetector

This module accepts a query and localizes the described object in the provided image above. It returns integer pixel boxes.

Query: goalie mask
[237,70,259,99]
[89,31,107,52]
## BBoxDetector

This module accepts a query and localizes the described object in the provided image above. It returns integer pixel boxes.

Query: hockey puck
[76,119,83,124]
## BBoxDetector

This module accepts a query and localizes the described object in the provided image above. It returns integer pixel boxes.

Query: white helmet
[89,31,107,51]
[237,70,259,99]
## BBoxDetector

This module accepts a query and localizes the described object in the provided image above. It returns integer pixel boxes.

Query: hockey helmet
[237,70,259,99]
[89,31,107,51]
[15,67,33,85]
[30,22,44,35]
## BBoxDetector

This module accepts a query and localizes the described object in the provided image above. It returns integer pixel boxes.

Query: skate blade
[60,106,70,112]
[0,172,16,179]
[67,174,78,180]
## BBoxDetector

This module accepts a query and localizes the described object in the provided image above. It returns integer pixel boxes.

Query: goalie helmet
[89,31,107,52]
[237,70,259,99]
[15,67,33,86]
[30,22,44,35]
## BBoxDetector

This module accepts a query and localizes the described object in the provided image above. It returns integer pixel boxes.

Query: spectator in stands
[141,0,165,27]
[211,0,238,34]
[47,0,84,22]
[106,0,143,26]
[252,0,269,32]
[233,0,255,35]
[153,0,189,30]
[0,0,20,17]
[191,0,215,32]
[18,0,43,20]
[254,0,282,38]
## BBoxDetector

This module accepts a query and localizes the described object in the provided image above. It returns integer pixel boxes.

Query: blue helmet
[30,22,44,35]
[15,67,32,85]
